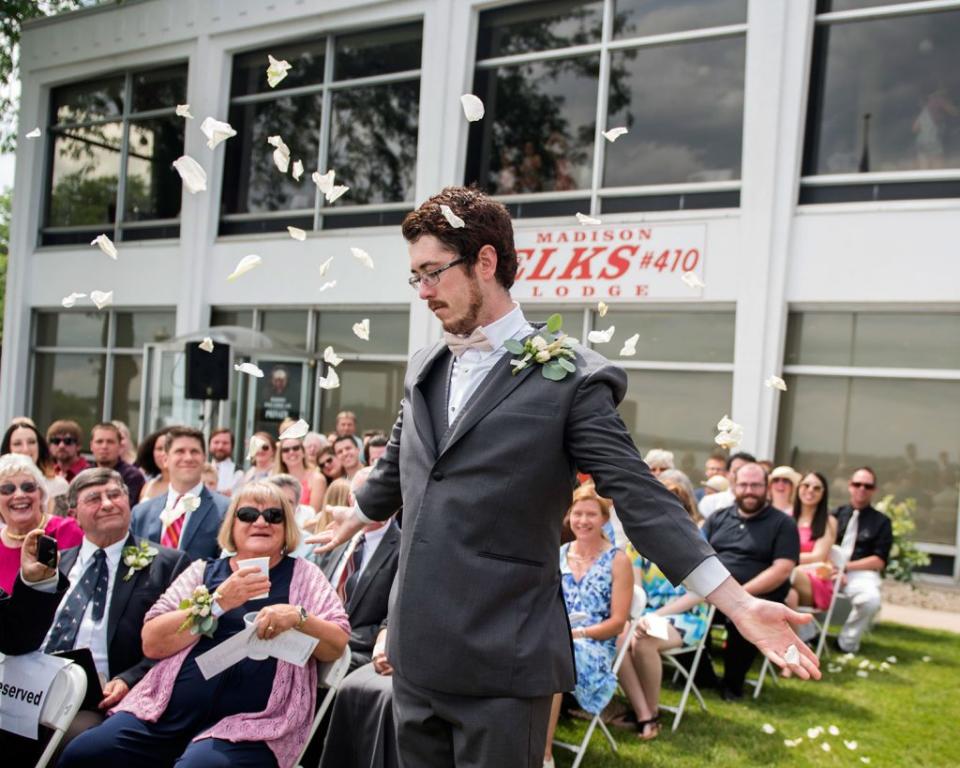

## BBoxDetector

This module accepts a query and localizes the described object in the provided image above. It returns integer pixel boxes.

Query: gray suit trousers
[392,673,552,768]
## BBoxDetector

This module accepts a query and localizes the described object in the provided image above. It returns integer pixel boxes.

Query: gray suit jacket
[355,334,714,697]
[130,487,228,561]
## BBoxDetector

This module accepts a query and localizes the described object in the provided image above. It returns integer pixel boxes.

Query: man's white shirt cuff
[682,556,730,598]
[353,503,373,525]
[20,570,59,593]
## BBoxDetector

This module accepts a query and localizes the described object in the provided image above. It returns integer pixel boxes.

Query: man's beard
[433,277,484,336]
[736,493,766,514]
[212,450,230,461]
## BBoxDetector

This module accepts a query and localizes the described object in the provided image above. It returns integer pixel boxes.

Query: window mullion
[314,35,336,232]
[589,0,615,216]
[113,72,134,243]
[102,310,117,422]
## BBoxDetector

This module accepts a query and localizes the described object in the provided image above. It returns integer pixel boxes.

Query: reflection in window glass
[222,95,322,214]
[319,361,405,435]
[604,37,745,186]
[614,0,745,39]
[465,56,599,195]
[600,311,735,362]
[125,117,184,221]
[114,312,176,348]
[784,312,855,366]
[776,374,960,545]
[131,65,188,112]
[816,0,918,12]
[36,312,108,348]
[803,10,960,175]
[476,0,603,60]
[47,124,123,227]
[52,78,124,124]
[112,354,142,439]
[32,353,107,439]
[620,370,732,484]
[328,82,419,205]
[316,311,409,355]
[211,309,254,329]
[335,23,422,80]
[261,310,309,350]
[231,39,326,96]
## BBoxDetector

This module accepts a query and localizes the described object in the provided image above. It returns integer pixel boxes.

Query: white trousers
[838,570,882,652]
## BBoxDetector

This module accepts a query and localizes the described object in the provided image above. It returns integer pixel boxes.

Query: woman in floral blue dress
[543,484,633,768]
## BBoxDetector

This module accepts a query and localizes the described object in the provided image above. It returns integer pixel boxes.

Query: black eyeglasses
[408,257,466,290]
[850,482,876,490]
[49,436,78,446]
[320,457,336,467]
[281,445,303,454]
[236,507,285,524]
[0,481,40,495]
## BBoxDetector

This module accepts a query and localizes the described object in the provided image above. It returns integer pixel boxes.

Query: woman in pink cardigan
[60,481,349,768]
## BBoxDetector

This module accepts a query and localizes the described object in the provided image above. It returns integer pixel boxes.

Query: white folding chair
[296,645,352,768]
[753,545,847,699]
[34,661,87,768]
[553,585,646,768]
[659,604,716,731]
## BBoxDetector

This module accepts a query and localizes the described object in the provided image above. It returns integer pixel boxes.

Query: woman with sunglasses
[788,471,837,610]
[0,453,82,594]
[242,431,277,485]
[317,446,346,485]
[1,421,70,513]
[60,481,350,768]
[275,437,327,513]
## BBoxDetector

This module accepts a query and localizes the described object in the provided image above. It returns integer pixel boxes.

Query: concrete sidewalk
[879,602,960,634]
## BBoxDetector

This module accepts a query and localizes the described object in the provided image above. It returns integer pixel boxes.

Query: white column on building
[732,0,815,459]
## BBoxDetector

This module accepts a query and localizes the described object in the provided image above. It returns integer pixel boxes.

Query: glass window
[334,23,422,80]
[319,361,405,435]
[32,352,107,440]
[614,0,746,38]
[803,9,960,176]
[619,370,733,484]
[35,311,108,348]
[316,310,409,355]
[817,0,923,12]
[604,37,745,186]
[776,374,960,545]
[599,310,735,362]
[261,310,309,350]
[465,56,600,195]
[111,354,143,437]
[785,312,960,369]
[43,65,188,244]
[211,309,254,328]
[476,0,603,60]
[114,311,176,348]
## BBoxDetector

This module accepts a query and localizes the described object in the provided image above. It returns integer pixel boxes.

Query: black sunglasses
[850,482,876,490]
[281,445,303,454]
[49,436,78,446]
[236,506,285,524]
[0,481,40,496]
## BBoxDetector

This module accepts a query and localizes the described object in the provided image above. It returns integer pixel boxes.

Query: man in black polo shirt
[833,467,892,653]
[701,462,800,699]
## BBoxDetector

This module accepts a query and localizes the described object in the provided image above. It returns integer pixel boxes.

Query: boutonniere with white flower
[504,314,577,381]
[121,540,159,581]
[178,585,222,638]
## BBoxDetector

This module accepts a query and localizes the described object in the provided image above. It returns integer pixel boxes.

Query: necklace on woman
[570,543,605,563]
[1,514,48,543]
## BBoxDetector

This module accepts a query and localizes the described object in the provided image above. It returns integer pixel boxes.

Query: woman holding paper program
[60,481,349,768]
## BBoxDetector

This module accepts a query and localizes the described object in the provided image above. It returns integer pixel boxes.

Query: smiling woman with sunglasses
[274,437,328,514]
[61,480,349,768]
[0,453,82,594]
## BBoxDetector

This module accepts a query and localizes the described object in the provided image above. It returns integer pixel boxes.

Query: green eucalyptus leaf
[557,357,576,373]
[546,313,563,333]
[503,339,525,355]
[542,362,567,381]
[201,616,213,632]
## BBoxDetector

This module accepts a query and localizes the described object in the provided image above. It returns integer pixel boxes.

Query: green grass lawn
[552,622,960,768]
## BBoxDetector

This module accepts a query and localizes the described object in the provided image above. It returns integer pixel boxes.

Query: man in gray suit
[315,187,820,767]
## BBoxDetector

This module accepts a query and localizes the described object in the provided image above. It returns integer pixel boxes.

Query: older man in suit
[43,467,188,734]
[315,187,820,767]
[131,426,228,560]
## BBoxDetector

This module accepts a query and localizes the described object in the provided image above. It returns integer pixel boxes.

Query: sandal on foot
[636,713,661,741]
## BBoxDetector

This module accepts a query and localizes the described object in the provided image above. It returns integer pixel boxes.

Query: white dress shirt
[45,536,126,681]
[356,522,391,579]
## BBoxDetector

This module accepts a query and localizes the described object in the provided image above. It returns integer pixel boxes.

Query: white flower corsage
[121,540,159,581]
[178,585,223,638]
[504,314,577,381]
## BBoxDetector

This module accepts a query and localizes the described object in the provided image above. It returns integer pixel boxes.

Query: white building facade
[3,0,959,580]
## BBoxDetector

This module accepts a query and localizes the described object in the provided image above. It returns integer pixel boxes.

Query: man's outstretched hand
[731,597,822,680]
[305,506,365,555]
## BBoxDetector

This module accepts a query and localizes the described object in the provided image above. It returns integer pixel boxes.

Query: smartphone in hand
[37,534,58,569]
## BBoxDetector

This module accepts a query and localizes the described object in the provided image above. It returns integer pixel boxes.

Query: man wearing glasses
[47,420,89,481]
[834,467,892,653]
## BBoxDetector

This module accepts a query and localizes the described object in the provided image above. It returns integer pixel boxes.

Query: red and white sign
[512,223,706,301]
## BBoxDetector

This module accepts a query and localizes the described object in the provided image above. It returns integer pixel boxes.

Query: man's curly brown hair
[401,186,518,290]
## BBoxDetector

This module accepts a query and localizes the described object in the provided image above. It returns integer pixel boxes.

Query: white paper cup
[243,612,270,660]
[236,557,270,600]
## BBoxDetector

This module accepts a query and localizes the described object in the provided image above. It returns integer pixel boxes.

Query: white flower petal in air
[173,155,207,193]
[351,247,374,269]
[828,725,840,736]
[761,724,776,735]
[597,301,608,317]
[279,418,310,440]
[602,126,628,142]
[312,169,335,195]
[587,325,615,344]
[352,318,370,341]
[318,256,333,277]
[234,362,264,378]
[90,290,113,310]
[266,54,292,88]
[227,254,262,281]
[61,292,86,308]
[806,727,823,740]
[619,333,639,357]
[267,135,290,173]
[200,117,237,149]
[821,743,831,753]
[291,159,304,180]
[765,375,787,391]
[175,104,194,119]
[90,233,118,260]
[681,271,706,289]
[715,432,741,450]
[784,645,800,665]
[717,415,735,432]
[576,212,602,226]
[326,185,349,203]
[288,226,307,241]
[247,434,267,461]
[323,346,343,367]
[845,740,859,751]
[440,204,465,228]
[460,94,485,121]
[318,367,340,390]
[319,280,337,292]
[198,337,214,353]
[26,127,41,139]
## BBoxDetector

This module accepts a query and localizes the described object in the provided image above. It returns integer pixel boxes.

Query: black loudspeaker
[185,342,230,401]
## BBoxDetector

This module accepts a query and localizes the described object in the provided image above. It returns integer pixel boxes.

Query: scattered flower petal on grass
[857,670,869,678]
[576,212,601,226]
[587,325,615,344]
[602,126,628,142]
[198,337,214,353]
[234,362,264,378]
[922,655,932,662]
[861,758,871,764]
[828,725,840,736]
[762,723,776,735]
[886,656,897,664]
[845,740,859,750]
[821,742,832,753]
[784,738,802,748]
[858,660,870,669]
[806,727,823,740]
[460,93,484,121]
[227,254,262,281]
